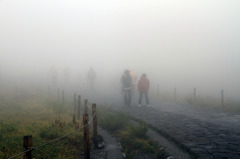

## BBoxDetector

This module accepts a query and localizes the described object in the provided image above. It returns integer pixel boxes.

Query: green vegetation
[0,89,168,159]
[0,95,83,159]
[98,106,168,159]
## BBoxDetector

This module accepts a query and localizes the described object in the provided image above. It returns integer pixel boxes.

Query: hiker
[129,70,137,104]
[87,67,96,89]
[121,69,132,106]
[137,73,150,106]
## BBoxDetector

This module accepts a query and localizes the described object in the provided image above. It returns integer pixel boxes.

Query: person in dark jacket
[121,69,132,106]
[137,73,150,106]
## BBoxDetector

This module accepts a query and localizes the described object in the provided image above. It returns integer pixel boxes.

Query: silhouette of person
[121,69,132,106]
[137,73,150,106]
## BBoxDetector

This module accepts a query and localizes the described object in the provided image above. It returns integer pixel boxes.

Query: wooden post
[74,94,76,115]
[84,99,88,114]
[221,89,224,107]
[92,104,98,148]
[83,114,90,159]
[47,85,50,100]
[174,87,176,103]
[62,90,64,106]
[193,87,196,99]
[57,88,60,103]
[77,95,81,120]
[23,135,33,159]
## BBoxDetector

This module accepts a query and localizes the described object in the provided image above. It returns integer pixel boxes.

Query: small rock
[123,152,126,158]
[98,141,106,149]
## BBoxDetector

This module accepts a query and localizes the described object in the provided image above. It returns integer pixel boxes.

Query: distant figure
[129,70,137,104]
[137,73,150,106]
[87,67,96,89]
[63,66,70,86]
[50,66,58,86]
[121,69,132,106]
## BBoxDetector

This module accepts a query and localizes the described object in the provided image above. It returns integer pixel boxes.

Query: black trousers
[123,89,132,106]
[138,91,149,105]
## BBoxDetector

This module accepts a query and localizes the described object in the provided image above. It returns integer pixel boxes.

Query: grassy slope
[0,95,83,159]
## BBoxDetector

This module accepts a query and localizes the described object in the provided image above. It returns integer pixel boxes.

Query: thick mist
[0,0,240,101]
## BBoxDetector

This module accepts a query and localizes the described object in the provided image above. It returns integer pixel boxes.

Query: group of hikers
[50,66,150,107]
[121,69,150,107]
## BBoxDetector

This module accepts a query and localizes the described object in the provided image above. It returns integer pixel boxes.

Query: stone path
[90,127,123,159]
[131,120,192,159]
[117,102,240,159]
[147,129,191,159]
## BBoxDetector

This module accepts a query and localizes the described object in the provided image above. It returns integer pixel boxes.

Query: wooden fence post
[62,90,64,106]
[47,85,50,100]
[74,94,76,115]
[23,135,33,159]
[83,114,90,159]
[77,95,81,120]
[174,87,176,103]
[221,89,224,107]
[193,87,196,99]
[57,88,60,103]
[84,99,88,114]
[92,104,98,148]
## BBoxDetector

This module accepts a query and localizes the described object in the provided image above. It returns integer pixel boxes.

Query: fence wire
[8,112,96,159]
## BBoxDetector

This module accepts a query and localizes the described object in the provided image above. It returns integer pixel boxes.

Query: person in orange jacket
[137,73,150,106]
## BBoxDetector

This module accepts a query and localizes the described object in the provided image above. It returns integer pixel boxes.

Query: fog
[1,0,240,101]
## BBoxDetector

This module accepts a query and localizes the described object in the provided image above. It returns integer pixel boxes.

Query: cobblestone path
[122,103,240,159]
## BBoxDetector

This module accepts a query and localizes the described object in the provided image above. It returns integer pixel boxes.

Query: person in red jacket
[137,73,150,106]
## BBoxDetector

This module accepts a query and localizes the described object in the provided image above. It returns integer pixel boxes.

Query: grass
[98,106,168,159]
[0,92,84,159]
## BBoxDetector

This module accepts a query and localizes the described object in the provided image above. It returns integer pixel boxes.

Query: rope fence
[7,88,98,159]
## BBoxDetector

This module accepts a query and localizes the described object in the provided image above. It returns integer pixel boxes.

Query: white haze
[0,0,240,100]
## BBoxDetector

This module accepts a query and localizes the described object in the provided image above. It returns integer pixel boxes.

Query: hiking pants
[138,91,149,105]
[124,89,132,106]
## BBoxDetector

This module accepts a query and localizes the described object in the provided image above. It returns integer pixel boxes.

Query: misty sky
[0,0,240,98]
